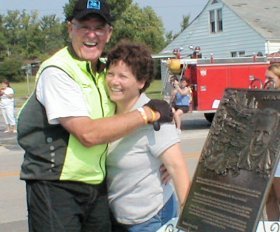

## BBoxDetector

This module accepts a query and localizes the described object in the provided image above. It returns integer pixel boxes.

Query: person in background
[0,79,16,133]
[191,46,202,59]
[171,78,192,132]
[106,41,190,232]
[265,63,280,89]
[265,63,280,221]
[170,75,178,90]
[16,0,173,231]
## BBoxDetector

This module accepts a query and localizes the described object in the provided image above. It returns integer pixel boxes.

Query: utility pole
[25,64,32,96]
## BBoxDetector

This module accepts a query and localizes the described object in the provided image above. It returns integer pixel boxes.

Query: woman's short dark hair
[106,40,154,93]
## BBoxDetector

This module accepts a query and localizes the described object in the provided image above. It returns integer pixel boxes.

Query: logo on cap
[87,0,101,10]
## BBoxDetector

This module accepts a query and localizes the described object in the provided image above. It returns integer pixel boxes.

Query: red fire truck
[161,55,277,122]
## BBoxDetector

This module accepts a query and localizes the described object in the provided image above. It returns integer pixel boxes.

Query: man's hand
[144,99,173,123]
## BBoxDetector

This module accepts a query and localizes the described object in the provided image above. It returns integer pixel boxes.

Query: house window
[210,10,215,33]
[209,8,223,33]
[231,51,245,57]
[239,51,245,56]
[217,9,223,31]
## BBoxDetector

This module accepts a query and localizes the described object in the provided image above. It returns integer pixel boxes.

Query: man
[237,108,279,175]
[17,0,172,231]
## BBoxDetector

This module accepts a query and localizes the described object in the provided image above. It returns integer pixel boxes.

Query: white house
[161,0,280,58]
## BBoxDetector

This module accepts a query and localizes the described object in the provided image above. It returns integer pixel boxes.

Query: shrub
[0,57,25,82]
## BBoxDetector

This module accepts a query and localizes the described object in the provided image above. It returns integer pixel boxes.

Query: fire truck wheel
[204,113,215,123]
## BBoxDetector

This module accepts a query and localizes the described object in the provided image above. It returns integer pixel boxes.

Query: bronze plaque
[177,88,280,232]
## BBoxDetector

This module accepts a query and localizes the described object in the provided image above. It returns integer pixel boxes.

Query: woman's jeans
[127,194,178,232]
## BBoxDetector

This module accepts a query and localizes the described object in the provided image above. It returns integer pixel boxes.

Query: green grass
[12,76,36,107]
[145,80,163,99]
[12,78,163,108]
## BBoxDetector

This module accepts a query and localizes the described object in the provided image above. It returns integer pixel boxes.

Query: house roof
[223,0,280,39]
[160,0,280,56]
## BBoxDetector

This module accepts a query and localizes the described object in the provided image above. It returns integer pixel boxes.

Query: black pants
[174,105,189,113]
[26,180,111,232]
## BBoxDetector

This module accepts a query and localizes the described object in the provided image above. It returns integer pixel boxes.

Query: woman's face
[106,60,145,108]
[1,82,8,89]
[265,70,280,89]
[180,80,187,88]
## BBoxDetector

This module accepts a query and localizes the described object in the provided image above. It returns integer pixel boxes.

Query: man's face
[68,17,113,64]
[250,118,275,154]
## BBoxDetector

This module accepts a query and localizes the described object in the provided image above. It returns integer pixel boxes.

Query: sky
[0,0,208,33]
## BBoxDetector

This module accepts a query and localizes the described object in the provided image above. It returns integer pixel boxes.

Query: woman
[265,63,280,221]
[105,41,190,232]
[0,80,16,133]
[171,78,192,131]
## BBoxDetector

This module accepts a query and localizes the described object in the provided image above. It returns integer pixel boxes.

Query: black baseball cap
[68,0,113,25]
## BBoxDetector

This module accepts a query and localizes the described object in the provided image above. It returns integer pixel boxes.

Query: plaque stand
[177,89,280,232]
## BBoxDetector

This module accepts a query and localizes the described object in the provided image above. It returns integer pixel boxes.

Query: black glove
[144,99,173,123]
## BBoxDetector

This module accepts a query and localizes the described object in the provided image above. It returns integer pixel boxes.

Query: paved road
[0,112,210,232]
[0,110,27,232]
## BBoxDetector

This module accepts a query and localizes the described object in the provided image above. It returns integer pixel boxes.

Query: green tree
[40,15,64,56]
[1,10,67,80]
[63,0,78,21]
[105,0,132,21]
[0,57,24,82]
[161,14,190,46]
[17,11,42,59]
[3,10,42,59]
[110,4,165,53]
[2,10,22,56]
[2,10,65,60]
[165,31,174,46]
[180,15,190,32]
[0,15,8,60]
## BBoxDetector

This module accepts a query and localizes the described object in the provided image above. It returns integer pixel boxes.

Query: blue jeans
[127,194,178,232]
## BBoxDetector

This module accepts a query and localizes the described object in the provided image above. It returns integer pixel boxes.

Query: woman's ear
[138,80,146,92]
